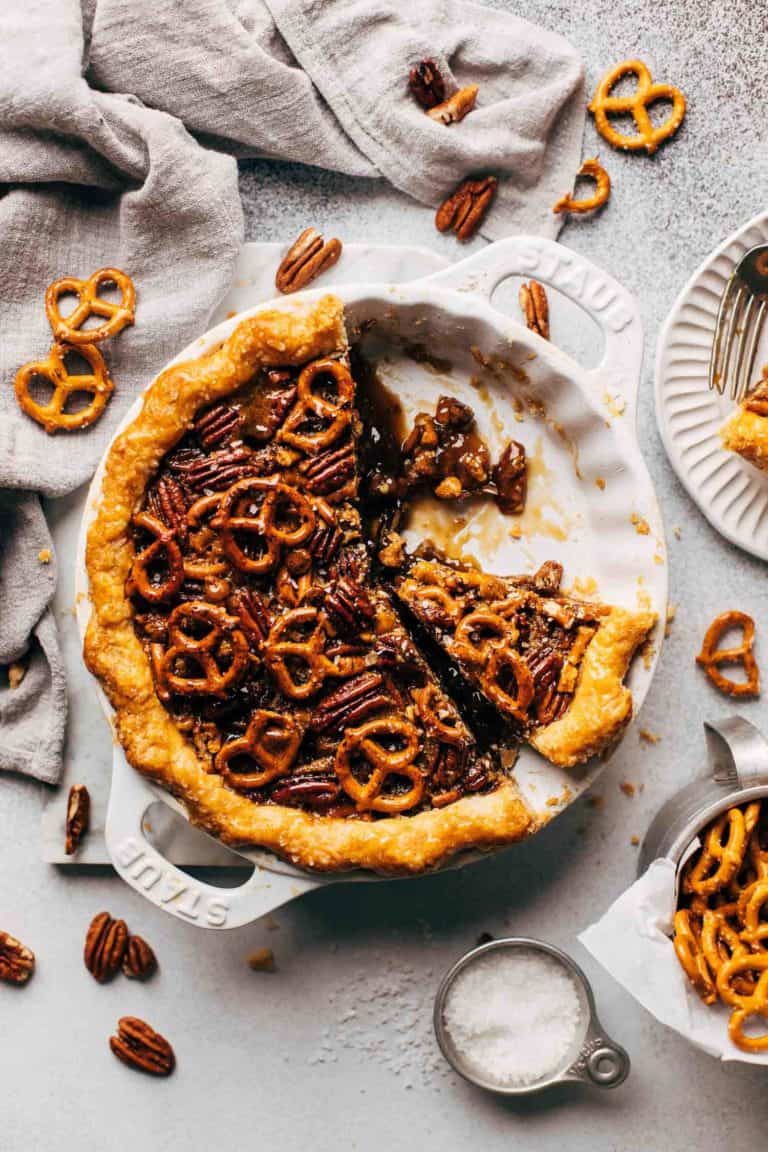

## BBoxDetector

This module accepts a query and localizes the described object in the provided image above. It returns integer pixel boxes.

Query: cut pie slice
[395,554,656,768]
[721,370,768,471]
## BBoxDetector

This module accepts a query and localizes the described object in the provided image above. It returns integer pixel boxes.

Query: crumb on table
[639,728,661,745]
[620,781,636,798]
[247,947,276,972]
[630,835,640,846]
[38,549,52,564]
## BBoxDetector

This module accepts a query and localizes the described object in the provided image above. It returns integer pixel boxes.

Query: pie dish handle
[417,236,644,422]
[105,746,319,929]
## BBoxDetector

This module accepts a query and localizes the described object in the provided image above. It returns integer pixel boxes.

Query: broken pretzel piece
[427,85,478,125]
[553,158,611,216]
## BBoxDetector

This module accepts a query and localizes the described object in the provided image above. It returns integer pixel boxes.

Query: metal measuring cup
[433,937,629,1096]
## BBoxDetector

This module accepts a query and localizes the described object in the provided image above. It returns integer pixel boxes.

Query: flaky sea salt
[442,948,584,1086]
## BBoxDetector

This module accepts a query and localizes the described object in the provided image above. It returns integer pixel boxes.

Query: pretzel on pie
[277,358,354,454]
[215,710,301,791]
[45,267,136,345]
[183,494,229,582]
[127,512,185,604]
[15,342,114,434]
[412,683,465,746]
[159,601,249,697]
[482,645,535,723]
[588,60,686,155]
[214,478,315,575]
[334,716,424,813]
[451,610,510,667]
[263,606,364,701]
[553,158,611,216]
[696,610,760,698]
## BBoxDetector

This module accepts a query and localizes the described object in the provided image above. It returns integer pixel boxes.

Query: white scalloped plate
[655,209,768,561]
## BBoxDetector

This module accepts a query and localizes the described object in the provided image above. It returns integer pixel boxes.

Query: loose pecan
[84,912,128,983]
[493,440,527,515]
[275,228,342,295]
[324,578,375,633]
[310,671,391,734]
[237,588,273,647]
[0,931,35,985]
[179,445,255,492]
[109,1017,175,1077]
[435,177,497,242]
[519,280,550,340]
[408,58,446,109]
[122,935,158,981]
[65,783,90,856]
[299,439,356,497]
[194,403,242,450]
[427,85,478,125]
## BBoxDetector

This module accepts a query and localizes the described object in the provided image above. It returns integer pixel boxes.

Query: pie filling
[124,345,630,819]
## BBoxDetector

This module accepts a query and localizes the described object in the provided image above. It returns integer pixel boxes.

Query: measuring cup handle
[574,1032,630,1089]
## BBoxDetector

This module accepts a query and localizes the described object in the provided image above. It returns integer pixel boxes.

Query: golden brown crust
[84,294,532,874]
[530,606,656,767]
[721,407,768,472]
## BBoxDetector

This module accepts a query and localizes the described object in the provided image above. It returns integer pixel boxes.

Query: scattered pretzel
[215,710,301,791]
[553,158,611,216]
[673,910,716,1004]
[588,60,686,155]
[263,606,364,701]
[277,358,354,453]
[696,610,760,698]
[127,512,185,604]
[214,478,315,575]
[15,342,114,434]
[45,267,136,345]
[335,716,424,813]
[160,602,249,697]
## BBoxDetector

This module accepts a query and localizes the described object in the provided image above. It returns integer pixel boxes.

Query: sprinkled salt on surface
[442,949,584,1087]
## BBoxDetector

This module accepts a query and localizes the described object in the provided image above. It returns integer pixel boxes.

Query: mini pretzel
[673,910,716,1004]
[683,807,749,898]
[263,607,364,701]
[415,586,463,626]
[696,611,760,698]
[215,478,315,575]
[588,60,686,155]
[335,716,423,813]
[701,910,754,994]
[482,645,535,723]
[412,684,465,746]
[160,601,249,697]
[277,358,354,454]
[45,267,136,345]
[215,710,301,791]
[553,158,611,216]
[15,342,114,434]
[739,879,768,947]
[716,954,768,1052]
[452,610,509,667]
[183,494,228,582]
[127,512,184,604]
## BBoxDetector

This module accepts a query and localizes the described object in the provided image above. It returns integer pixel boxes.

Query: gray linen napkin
[0,0,584,782]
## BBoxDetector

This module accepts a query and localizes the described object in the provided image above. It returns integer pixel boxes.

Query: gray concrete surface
[4,2,768,1149]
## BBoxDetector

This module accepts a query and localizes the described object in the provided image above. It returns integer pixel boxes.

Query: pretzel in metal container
[673,910,716,1004]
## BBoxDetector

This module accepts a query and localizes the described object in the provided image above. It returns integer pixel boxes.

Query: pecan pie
[721,369,768,471]
[84,295,653,873]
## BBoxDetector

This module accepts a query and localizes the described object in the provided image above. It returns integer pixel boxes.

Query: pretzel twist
[45,267,136,345]
[15,342,114,434]
[412,684,465,746]
[740,879,768,947]
[588,60,686,154]
[215,710,301,791]
[214,478,315,575]
[553,158,611,216]
[717,954,768,1052]
[696,611,760,698]
[160,602,249,697]
[482,645,535,723]
[127,512,184,604]
[335,716,423,813]
[451,610,509,666]
[183,494,229,581]
[701,910,755,995]
[673,910,716,1004]
[263,607,364,701]
[683,808,749,898]
[277,358,354,454]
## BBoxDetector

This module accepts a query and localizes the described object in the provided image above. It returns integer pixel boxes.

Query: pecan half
[109,1017,175,1077]
[310,671,391,734]
[408,58,445,109]
[299,440,356,497]
[147,474,188,544]
[122,935,157,981]
[275,228,342,295]
[0,931,35,985]
[237,588,272,646]
[435,177,496,242]
[519,280,549,340]
[270,773,342,809]
[84,912,128,983]
[427,85,478,125]
[179,445,256,492]
[194,403,242,450]
[324,578,375,633]
[309,519,342,566]
[493,440,527,515]
[65,783,90,855]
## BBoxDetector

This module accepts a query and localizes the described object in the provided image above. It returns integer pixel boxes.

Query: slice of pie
[395,555,656,768]
[721,370,768,471]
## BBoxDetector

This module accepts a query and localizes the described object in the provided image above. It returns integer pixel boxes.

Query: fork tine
[709,272,739,393]
[735,298,767,403]
[731,292,756,401]
[719,282,746,399]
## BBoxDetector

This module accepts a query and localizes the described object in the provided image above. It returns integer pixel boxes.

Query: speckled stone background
[5,3,768,1149]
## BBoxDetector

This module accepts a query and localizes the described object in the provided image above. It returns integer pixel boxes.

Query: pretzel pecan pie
[721,369,768,472]
[85,295,653,873]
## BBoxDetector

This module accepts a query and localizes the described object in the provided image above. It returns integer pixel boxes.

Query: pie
[85,294,656,874]
[721,370,768,471]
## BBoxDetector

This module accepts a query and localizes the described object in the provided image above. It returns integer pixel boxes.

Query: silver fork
[709,243,768,401]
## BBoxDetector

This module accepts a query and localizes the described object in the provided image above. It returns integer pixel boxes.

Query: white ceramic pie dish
[77,235,667,928]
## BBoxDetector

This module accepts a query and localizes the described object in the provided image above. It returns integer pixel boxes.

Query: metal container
[433,937,629,1096]
[638,716,768,875]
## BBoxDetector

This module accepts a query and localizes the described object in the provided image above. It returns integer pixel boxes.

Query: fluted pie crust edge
[83,295,532,874]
